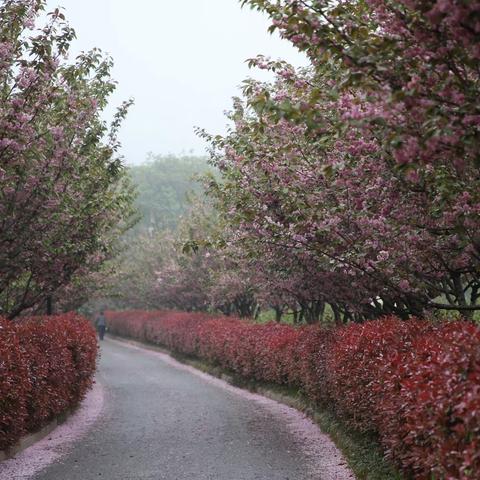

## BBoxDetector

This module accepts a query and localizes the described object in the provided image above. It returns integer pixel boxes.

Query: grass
[255,309,279,324]
[257,300,480,326]
[255,305,337,326]
[310,409,404,480]
[112,333,405,480]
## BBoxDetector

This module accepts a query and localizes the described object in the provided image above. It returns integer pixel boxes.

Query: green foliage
[129,154,211,232]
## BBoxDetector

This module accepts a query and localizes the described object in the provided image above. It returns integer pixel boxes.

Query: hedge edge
[0,408,73,462]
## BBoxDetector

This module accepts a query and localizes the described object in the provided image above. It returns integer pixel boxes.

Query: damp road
[29,338,352,480]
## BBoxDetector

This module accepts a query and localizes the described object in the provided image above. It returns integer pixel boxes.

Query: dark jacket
[96,314,106,328]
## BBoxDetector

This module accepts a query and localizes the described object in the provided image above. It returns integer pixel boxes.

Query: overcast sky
[45,0,306,165]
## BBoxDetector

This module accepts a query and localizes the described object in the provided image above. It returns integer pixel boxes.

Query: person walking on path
[95,311,107,341]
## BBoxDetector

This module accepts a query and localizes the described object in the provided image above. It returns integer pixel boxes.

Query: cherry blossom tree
[200,0,480,319]
[0,0,135,318]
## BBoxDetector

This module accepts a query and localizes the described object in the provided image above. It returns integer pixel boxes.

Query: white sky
[45,0,306,165]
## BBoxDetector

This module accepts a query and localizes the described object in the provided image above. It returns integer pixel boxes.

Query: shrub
[325,317,433,432]
[379,322,480,479]
[0,318,30,450]
[0,314,97,451]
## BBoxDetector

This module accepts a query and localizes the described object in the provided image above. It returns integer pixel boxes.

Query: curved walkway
[1,338,354,480]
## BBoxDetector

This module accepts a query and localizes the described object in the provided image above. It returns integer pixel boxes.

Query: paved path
[13,339,353,480]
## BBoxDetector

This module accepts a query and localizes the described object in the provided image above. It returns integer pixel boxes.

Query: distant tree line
[129,154,210,232]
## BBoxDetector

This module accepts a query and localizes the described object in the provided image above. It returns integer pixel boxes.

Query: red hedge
[379,322,480,478]
[0,313,97,451]
[106,310,480,479]
[0,319,30,451]
[326,317,435,433]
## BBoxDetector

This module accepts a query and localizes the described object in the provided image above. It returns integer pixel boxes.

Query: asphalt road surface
[30,338,349,480]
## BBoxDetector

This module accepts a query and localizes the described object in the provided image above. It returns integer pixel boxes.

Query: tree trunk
[46,296,53,315]
[274,305,283,323]
[332,304,342,326]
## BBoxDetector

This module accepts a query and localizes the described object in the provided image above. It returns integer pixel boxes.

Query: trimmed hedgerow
[379,322,480,479]
[0,318,30,451]
[326,317,434,433]
[0,314,97,451]
[106,310,480,479]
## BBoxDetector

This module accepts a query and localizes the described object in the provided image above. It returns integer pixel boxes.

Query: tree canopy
[129,154,210,232]
[0,0,136,318]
